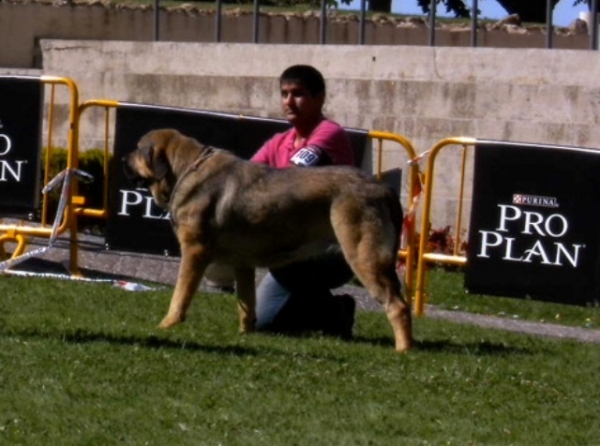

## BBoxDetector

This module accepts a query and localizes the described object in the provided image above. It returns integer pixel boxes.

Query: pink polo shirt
[251,118,355,168]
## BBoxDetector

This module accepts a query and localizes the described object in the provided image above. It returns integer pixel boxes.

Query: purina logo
[513,193,559,208]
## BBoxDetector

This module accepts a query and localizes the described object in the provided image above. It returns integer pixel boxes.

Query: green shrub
[41,147,110,234]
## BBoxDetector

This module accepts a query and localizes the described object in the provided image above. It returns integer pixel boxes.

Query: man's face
[280,81,324,126]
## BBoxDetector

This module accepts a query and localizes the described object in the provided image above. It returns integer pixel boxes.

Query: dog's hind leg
[351,255,412,352]
[334,223,412,352]
[159,243,210,329]
[366,264,412,353]
[234,267,257,334]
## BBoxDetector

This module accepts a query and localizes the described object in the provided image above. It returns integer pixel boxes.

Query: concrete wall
[0,0,592,69]
[27,40,600,230]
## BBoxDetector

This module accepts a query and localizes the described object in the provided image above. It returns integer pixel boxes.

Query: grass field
[424,268,599,330]
[0,271,598,445]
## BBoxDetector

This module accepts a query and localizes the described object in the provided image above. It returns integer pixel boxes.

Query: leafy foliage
[42,147,108,232]
[410,225,468,271]
[310,0,594,23]
[573,0,592,8]
[495,0,559,22]
[417,0,471,18]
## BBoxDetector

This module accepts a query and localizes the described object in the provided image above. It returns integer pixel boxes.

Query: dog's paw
[396,345,411,353]
[395,336,413,353]
[239,323,256,334]
[158,315,183,329]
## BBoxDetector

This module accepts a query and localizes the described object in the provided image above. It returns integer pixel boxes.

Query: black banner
[107,103,369,255]
[465,141,600,306]
[0,76,43,217]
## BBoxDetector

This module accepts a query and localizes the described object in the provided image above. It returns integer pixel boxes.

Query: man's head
[280,65,326,97]
[279,65,326,128]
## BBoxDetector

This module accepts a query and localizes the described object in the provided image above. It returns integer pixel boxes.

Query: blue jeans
[255,272,304,330]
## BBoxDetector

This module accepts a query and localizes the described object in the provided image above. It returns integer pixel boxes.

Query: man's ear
[315,91,326,106]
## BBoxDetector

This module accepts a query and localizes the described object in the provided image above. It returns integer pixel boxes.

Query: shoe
[321,293,356,340]
[338,294,356,339]
[203,282,235,294]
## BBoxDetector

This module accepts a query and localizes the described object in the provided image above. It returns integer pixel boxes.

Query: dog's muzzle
[122,155,154,189]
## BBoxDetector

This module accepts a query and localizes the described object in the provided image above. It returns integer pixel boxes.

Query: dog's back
[203,157,402,269]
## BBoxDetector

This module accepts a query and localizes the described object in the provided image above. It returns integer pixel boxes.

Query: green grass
[424,268,600,330]
[0,274,599,445]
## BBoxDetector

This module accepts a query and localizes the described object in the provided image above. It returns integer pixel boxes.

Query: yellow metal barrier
[0,76,82,275]
[74,99,118,222]
[367,130,420,303]
[413,136,477,315]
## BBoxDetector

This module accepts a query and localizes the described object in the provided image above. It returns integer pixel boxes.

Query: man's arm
[290,145,332,167]
[294,120,354,167]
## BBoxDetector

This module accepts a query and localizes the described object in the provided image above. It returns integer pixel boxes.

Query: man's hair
[279,65,326,97]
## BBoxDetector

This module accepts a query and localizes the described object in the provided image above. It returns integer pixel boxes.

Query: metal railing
[413,136,476,316]
[0,76,84,275]
[368,130,420,303]
[148,0,599,50]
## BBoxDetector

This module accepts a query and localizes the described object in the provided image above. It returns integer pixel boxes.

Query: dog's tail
[385,186,404,252]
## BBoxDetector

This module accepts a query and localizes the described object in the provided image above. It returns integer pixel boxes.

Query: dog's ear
[153,149,169,181]
[140,142,169,181]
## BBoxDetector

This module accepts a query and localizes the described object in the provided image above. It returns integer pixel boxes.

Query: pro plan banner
[107,102,369,255]
[0,76,43,217]
[465,141,600,306]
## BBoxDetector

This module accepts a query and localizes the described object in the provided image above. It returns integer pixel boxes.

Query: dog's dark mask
[122,143,169,189]
[122,156,153,189]
[133,176,154,189]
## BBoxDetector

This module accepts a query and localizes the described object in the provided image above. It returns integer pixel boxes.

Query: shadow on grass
[1,321,534,358]
[2,326,259,357]
[351,335,534,356]
[351,334,395,348]
[13,257,153,285]
[413,339,534,355]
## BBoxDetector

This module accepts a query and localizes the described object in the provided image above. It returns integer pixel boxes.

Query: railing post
[359,0,366,45]
[215,0,222,42]
[428,0,436,46]
[470,0,478,47]
[545,0,553,49]
[153,0,160,41]
[320,0,327,44]
[253,0,260,43]
[592,0,599,50]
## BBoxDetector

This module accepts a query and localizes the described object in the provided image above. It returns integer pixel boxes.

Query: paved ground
[7,232,600,345]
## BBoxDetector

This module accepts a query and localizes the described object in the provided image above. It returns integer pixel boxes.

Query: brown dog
[124,128,412,352]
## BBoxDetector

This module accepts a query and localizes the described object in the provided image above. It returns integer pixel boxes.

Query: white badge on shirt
[290,146,323,167]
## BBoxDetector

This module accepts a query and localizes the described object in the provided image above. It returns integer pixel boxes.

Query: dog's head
[124,129,180,208]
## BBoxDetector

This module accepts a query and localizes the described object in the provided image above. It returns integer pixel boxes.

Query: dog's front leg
[159,244,209,329]
[234,267,257,333]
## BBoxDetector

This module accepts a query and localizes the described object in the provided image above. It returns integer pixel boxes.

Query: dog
[124,128,413,352]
